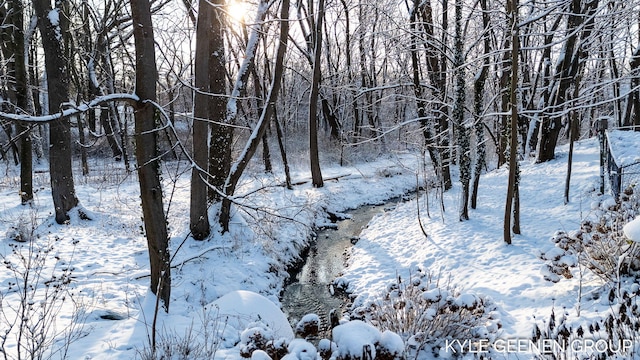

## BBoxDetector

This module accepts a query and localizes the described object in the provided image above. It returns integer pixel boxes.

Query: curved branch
[0,93,140,123]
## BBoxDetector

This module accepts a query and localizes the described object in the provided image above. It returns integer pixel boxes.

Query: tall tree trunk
[537,0,599,162]
[454,0,470,221]
[130,0,171,310]
[470,0,490,210]
[33,0,79,224]
[190,0,214,240]
[309,0,325,188]
[419,0,451,190]
[207,0,231,202]
[4,0,33,203]
[504,0,519,245]
[340,0,360,140]
[410,0,439,170]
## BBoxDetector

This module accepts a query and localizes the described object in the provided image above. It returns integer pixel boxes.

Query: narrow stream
[281,200,400,335]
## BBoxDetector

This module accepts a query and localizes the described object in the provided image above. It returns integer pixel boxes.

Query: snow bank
[207,290,294,340]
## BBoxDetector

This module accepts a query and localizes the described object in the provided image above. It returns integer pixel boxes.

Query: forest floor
[0,137,634,359]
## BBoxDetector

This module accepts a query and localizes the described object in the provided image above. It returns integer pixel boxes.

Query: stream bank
[280,198,406,336]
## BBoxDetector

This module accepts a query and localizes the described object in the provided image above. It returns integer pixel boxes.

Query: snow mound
[624,216,640,242]
[206,290,294,340]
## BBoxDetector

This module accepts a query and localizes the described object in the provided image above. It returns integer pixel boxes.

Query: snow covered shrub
[541,186,640,283]
[532,301,639,360]
[330,320,404,360]
[239,323,289,359]
[0,236,86,360]
[295,313,320,339]
[350,270,500,358]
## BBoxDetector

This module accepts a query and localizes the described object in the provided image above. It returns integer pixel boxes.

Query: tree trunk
[454,0,469,221]
[33,0,79,224]
[309,0,325,188]
[274,111,292,189]
[190,0,214,240]
[470,0,490,210]
[219,0,290,231]
[419,0,451,190]
[130,0,171,310]
[207,0,231,202]
[504,0,519,245]
[3,0,33,203]
[410,0,439,171]
[537,0,599,162]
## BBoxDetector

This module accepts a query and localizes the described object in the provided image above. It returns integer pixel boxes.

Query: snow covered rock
[206,290,294,340]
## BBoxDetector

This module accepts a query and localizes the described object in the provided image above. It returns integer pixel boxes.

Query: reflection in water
[280,202,394,335]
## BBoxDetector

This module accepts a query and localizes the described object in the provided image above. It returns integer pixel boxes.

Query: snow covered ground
[0,137,633,359]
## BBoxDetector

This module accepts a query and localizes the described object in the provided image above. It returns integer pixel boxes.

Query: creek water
[280,200,400,335]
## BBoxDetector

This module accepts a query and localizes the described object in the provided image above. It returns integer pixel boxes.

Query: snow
[1,134,639,359]
[332,320,382,359]
[623,216,640,242]
[606,129,640,168]
[209,290,294,340]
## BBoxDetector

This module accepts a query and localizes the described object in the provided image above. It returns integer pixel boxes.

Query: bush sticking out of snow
[540,186,640,283]
[295,313,320,339]
[532,301,639,360]
[348,269,499,358]
[330,320,404,360]
[282,339,318,360]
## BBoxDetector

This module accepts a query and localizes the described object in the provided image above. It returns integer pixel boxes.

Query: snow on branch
[0,93,140,123]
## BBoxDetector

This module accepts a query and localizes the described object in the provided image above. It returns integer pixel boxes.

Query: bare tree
[536,0,599,162]
[309,0,325,188]
[130,0,171,310]
[1,0,33,204]
[219,0,291,231]
[33,0,80,224]
[189,0,219,240]
[504,0,519,245]
[470,0,490,210]
[454,0,470,220]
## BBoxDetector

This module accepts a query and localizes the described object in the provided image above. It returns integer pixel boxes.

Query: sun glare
[227,0,247,23]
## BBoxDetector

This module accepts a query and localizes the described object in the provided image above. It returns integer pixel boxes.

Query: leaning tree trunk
[33,0,79,224]
[219,0,290,231]
[537,0,598,162]
[130,0,171,310]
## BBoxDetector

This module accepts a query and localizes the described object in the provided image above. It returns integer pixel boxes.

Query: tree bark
[130,0,171,310]
[454,0,469,221]
[536,0,599,162]
[3,0,33,203]
[190,0,214,240]
[504,0,519,245]
[309,0,325,188]
[33,0,79,224]
[470,0,490,210]
[207,0,231,202]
